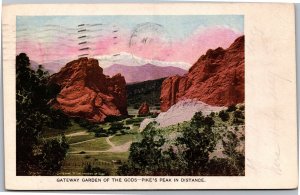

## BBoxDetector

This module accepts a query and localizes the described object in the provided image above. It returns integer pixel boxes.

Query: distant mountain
[29,60,39,70]
[104,63,187,83]
[29,60,56,75]
[95,52,191,70]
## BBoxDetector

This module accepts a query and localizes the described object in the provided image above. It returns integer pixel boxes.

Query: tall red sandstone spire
[49,57,128,122]
[160,36,244,112]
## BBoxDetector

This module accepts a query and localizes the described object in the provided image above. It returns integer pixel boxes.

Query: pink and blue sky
[17,15,243,72]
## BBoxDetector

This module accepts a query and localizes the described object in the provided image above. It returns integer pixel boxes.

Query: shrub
[234,110,244,119]
[38,136,69,175]
[95,132,108,137]
[16,53,70,175]
[133,104,140,109]
[73,117,90,127]
[190,111,205,127]
[238,105,245,111]
[233,118,244,125]
[178,112,217,175]
[227,105,237,112]
[219,110,229,121]
[205,157,243,176]
[191,112,215,128]
[47,109,70,129]
[125,117,144,124]
[221,131,245,176]
[150,112,159,118]
[83,164,109,176]
[89,126,100,133]
[108,122,124,133]
[104,115,126,123]
[118,124,166,176]
[74,117,100,131]
[203,116,215,128]
[107,122,125,135]
[119,112,218,176]
[232,110,245,125]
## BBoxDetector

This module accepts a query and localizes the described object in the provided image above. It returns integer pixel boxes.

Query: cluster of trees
[74,117,101,131]
[218,105,245,125]
[118,109,245,176]
[75,117,130,137]
[126,78,164,108]
[219,110,230,121]
[16,53,69,175]
[125,117,145,126]
[83,163,109,176]
[107,122,130,135]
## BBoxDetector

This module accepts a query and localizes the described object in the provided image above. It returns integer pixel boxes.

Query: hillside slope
[126,78,165,108]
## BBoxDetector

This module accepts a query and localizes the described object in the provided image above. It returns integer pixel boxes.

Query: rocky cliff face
[138,102,150,115]
[49,57,127,122]
[160,36,244,112]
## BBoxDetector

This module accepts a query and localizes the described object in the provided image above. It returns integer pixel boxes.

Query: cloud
[163,25,243,64]
[16,25,243,72]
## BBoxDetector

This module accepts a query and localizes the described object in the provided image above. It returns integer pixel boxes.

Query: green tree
[38,136,69,175]
[178,112,217,175]
[219,110,229,121]
[16,53,69,175]
[118,123,166,175]
[227,105,237,112]
[16,53,49,174]
[119,112,218,176]
[232,109,245,125]
[221,131,245,175]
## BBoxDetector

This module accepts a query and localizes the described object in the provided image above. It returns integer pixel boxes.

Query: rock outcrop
[156,99,225,128]
[140,99,225,129]
[160,36,244,112]
[49,57,128,122]
[138,102,150,115]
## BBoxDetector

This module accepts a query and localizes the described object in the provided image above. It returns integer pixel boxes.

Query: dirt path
[68,135,132,153]
[66,131,89,137]
[106,140,132,153]
[69,137,100,146]
[105,135,132,152]
[105,136,115,148]
[127,124,134,130]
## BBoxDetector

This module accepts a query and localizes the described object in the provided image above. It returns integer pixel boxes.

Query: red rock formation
[49,57,128,122]
[160,36,244,112]
[138,102,150,115]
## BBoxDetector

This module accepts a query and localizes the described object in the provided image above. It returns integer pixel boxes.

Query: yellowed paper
[2,3,297,190]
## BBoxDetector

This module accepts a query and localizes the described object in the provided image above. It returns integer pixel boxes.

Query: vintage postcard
[2,3,297,190]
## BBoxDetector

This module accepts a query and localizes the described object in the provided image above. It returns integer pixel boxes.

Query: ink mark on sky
[16,15,244,73]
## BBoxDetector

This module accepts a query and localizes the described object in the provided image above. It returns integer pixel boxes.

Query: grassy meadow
[41,103,245,176]
[41,110,149,176]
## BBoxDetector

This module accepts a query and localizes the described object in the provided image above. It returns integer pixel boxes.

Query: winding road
[68,135,132,154]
